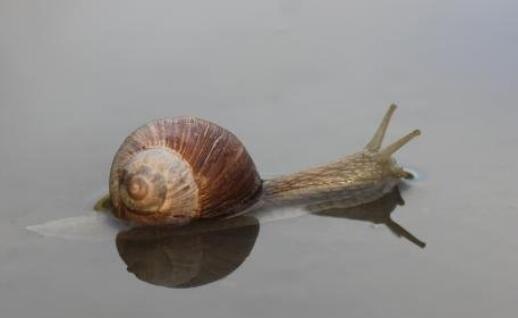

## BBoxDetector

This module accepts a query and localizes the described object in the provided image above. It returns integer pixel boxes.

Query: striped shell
[109,117,263,225]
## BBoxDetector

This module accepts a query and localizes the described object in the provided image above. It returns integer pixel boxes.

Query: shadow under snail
[105,104,420,225]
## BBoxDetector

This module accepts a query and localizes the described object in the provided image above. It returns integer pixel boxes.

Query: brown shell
[109,117,263,225]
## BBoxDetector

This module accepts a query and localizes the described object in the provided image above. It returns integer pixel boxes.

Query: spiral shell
[109,117,263,225]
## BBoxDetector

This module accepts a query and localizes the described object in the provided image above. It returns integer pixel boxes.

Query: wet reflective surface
[114,187,421,289]
[2,0,518,317]
[116,216,260,288]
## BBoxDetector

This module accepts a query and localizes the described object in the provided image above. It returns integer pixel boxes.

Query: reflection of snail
[115,187,424,288]
[116,216,259,288]
[308,186,426,248]
[107,104,420,225]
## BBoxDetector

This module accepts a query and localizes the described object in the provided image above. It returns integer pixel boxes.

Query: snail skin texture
[108,104,420,225]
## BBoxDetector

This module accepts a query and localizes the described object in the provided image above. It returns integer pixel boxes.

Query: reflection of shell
[109,117,263,225]
[116,216,259,288]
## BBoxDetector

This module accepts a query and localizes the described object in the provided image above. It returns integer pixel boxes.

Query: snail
[107,104,420,225]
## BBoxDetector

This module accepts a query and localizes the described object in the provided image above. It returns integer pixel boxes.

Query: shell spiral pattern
[109,117,263,225]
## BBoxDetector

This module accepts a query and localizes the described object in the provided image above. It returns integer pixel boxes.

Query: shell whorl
[109,117,263,225]
[118,148,199,217]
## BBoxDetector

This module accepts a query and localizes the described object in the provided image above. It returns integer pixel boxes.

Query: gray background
[1,1,518,317]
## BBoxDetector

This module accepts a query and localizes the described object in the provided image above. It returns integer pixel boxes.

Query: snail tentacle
[365,103,397,152]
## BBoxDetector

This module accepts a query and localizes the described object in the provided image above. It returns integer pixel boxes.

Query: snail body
[108,104,420,225]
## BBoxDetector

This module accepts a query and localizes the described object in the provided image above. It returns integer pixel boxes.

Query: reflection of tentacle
[385,219,426,248]
[309,186,426,248]
[116,216,259,288]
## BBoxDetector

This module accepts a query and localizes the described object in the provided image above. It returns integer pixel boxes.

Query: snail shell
[109,117,263,225]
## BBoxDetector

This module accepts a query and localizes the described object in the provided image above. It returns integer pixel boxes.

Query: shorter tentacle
[378,129,421,159]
